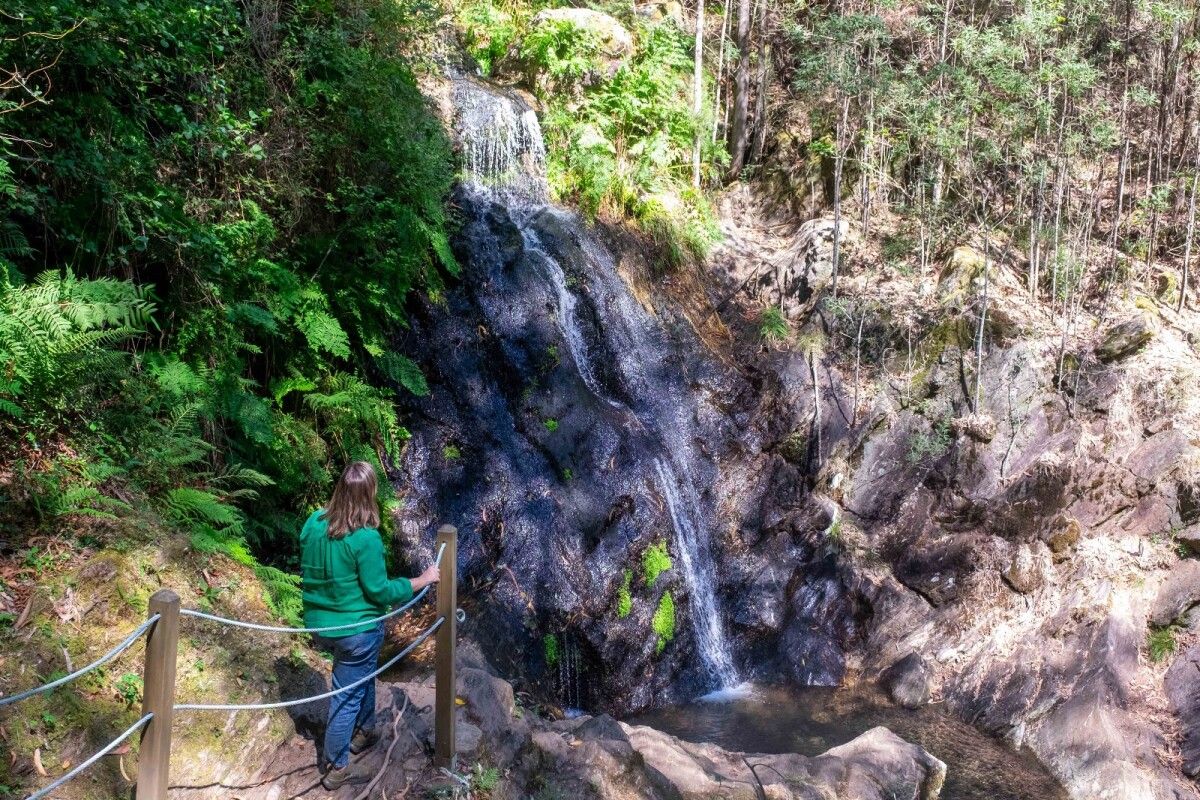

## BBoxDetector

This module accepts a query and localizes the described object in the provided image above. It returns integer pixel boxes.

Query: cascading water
[444,77,740,693]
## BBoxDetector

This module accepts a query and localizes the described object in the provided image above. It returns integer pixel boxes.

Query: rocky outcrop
[217,646,946,800]
[1150,560,1200,627]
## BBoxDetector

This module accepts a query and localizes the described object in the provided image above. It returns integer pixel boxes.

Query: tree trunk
[830,92,850,300]
[692,0,706,188]
[726,0,753,179]
[712,0,731,144]
[1181,138,1200,312]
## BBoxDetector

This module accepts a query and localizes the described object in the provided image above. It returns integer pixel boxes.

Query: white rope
[0,615,160,708]
[178,542,447,634]
[173,617,443,712]
[23,713,153,800]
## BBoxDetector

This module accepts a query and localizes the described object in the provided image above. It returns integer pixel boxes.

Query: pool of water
[628,684,1067,800]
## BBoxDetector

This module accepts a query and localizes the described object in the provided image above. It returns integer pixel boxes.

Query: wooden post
[137,589,179,800]
[434,525,458,769]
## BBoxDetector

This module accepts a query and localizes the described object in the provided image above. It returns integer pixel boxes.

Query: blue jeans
[314,623,383,769]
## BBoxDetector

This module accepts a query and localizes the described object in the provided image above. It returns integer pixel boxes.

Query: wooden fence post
[137,589,179,800]
[434,525,458,769]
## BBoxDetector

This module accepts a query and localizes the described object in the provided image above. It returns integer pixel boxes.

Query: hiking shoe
[322,762,373,790]
[350,727,381,755]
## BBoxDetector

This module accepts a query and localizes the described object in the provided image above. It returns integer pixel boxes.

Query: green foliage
[652,591,675,655]
[543,418,559,432]
[443,444,462,461]
[1148,626,1177,663]
[521,18,605,89]
[616,568,633,618]
[470,764,502,793]
[543,633,559,668]
[114,672,143,707]
[0,273,154,422]
[460,5,729,267]
[457,2,518,76]
[0,0,453,595]
[760,307,790,342]
[907,418,952,464]
[642,541,672,587]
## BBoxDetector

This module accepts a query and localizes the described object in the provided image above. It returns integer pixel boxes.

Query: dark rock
[880,653,932,709]
[1176,523,1200,556]
[1095,316,1155,363]
[1150,560,1200,627]
[1165,644,1200,777]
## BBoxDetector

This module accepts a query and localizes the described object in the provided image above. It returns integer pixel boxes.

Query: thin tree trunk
[751,42,771,165]
[692,0,706,188]
[712,0,731,144]
[831,92,850,300]
[726,0,753,179]
[1180,138,1200,312]
[852,308,866,426]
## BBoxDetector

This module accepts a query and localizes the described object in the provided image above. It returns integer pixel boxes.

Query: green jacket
[299,509,413,638]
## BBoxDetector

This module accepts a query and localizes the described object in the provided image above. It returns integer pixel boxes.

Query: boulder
[1095,316,1155,363]
[1003,542,1053,594]
[880,652,932,709]
[1149,560,1200,627]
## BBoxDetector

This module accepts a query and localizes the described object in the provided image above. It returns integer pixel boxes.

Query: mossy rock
[1096,316,1156,364]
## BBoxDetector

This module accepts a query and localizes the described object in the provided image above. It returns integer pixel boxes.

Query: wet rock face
[392,188,769,712]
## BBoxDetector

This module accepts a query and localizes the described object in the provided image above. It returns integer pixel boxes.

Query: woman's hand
[410,564,441,592]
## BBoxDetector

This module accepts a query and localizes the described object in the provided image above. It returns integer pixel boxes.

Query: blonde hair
[320,461,381,539]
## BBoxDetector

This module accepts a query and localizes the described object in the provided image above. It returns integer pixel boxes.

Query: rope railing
[173,616,445,712]
[177,541,447,635]
[23,714,154,800]
[6,524,460,800]
[0,615,160,708]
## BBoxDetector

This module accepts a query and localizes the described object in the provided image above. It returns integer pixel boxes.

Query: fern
[0,271,155,422]
[305,372,407,461]
[297,309,351,359]
[164,487,245,533]
[49,486,130,520]
[375,352,430,397]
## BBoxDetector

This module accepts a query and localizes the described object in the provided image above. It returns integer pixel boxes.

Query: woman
[300,461,440,790]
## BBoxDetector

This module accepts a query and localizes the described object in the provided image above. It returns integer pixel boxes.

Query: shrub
[907,419,952,464]
[543,633,560,668]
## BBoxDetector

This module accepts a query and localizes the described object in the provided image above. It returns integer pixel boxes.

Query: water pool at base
[629,684,1067,800]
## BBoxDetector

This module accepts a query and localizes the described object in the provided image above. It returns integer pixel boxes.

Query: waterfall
[451,77,740,693]
[653,459,740,687]
[453,78,547,205]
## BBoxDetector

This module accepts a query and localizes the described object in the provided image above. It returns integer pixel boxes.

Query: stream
[630,684,1068,800]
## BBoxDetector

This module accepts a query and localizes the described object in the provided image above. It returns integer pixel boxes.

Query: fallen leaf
[119,754,131,782]
[111,743,131,755]
[33,748,47,777]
